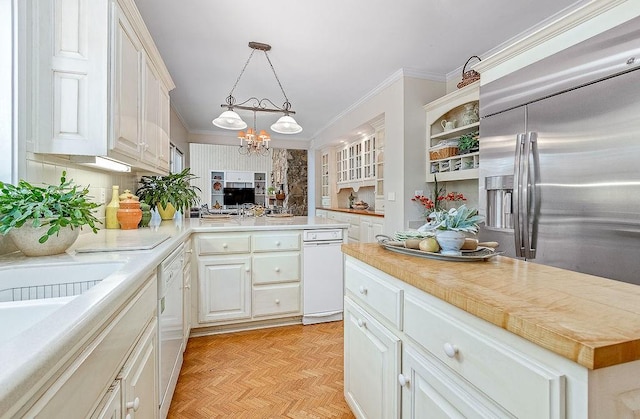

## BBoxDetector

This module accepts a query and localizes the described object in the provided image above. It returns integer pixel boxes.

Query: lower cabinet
[182,240,193,350]
[198,255,252,323]
[359,215,384,243]
[325,210,384,243]
[344,256,577,419]
[119,318,158,419]
[344,297,400,419]
[193,231,302,330]
[25,273,158,418]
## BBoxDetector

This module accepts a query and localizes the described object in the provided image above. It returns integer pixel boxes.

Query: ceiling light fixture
[237,111,271,156]
[212,41,303,137]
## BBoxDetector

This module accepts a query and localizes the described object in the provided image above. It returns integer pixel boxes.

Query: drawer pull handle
[126,396,140,411]
[275,267,280,272]
[357,318,366,328]
[358,285,367,295]
[185,249,193,254]
[443,342,458,358]
[398,374,410,387]
[275,299,280,304]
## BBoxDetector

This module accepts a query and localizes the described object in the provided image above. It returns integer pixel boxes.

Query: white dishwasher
[157,243,184,419]
[302,229,345,325]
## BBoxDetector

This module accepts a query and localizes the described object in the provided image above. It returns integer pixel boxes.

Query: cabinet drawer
[253,253,300,284]
[253,232,300,252]
[196,233,251,255]
[345,259,402,329]
[404,293,564,419]
[252,283,301,317]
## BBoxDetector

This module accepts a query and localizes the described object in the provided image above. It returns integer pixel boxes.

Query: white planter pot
[8,223,80,256]
[435,230,466,256]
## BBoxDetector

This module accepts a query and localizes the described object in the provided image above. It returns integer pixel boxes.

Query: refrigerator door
[478,106,525,258]
[526,67,640,284]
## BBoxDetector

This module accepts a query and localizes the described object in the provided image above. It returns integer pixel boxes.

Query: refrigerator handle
[528,132,540,259]
[513,133,526,257]
[521,132,532,259]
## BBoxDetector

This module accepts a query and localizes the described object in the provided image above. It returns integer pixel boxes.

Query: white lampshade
[212,110,248,130]
[270,115,303,134]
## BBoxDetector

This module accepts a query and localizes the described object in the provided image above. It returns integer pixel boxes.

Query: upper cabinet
[424,81,479,183]
[336,130,382,192]
[29,0,174,175]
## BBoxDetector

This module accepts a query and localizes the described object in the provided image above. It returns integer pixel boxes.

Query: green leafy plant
[135,168,201,213]
[427,204,484,233]
[458,131,479,153]
[0,172,101,243]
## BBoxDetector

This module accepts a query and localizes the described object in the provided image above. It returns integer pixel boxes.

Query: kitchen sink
[0,261,126,345]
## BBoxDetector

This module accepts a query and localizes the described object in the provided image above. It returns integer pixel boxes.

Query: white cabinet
[119,319,158,419]
[337,133,380,191]
[325,210,384,243]
[29,0,174,175]
[24,273,157,418]
[321,152,330,207]
[209,170,267,207]
[343,256,575,419]
[344,297,401,419]
[197,255,252,323]
[359,215,384,243]
[182,239,193,350]
[112,3,142,161]
[90,383,122,419]
[193,231,302,330]
[424,81,480,183]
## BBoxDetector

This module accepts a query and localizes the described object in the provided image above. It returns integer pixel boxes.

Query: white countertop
[0,216,347,416]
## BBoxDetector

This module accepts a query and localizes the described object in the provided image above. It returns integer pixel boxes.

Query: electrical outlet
[99,188,106,204]
[414,190,423,197]
[387,192,395,201]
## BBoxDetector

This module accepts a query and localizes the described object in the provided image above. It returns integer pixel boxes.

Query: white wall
[311,73,445,234]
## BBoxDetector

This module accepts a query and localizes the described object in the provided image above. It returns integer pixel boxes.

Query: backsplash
[337,187,375,210]
[0,153,139,255]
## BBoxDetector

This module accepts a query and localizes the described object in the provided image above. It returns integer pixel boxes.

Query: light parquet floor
[168,321,355,419]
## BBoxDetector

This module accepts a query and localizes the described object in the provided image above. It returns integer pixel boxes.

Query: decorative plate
[376,235,501,262]
[213,181,222,191]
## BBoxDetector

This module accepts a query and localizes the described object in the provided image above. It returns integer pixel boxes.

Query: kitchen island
[342,242,640,418]
[0,216,347,418]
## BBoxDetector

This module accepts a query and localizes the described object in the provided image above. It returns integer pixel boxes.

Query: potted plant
[458,131,479,154]
[0,171,100,256]
[136,168,201,220]
[425,205,484,255]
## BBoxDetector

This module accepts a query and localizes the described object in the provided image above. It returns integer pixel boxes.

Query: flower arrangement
[411,177,467,215]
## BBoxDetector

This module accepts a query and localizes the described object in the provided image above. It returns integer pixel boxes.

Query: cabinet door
[157,84,171,172]
[400,345,510,419]
[120,319,158,419]
[198,256,252,323]
[112,4,142,160]
[90,382,122,419]
[182,261,192,351]
[141,54,160,166]
[344,298,400,419]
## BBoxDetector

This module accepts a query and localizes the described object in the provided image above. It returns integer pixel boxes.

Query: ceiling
[133,0,585,143]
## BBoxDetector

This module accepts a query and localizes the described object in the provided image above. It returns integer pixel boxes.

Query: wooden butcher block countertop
[342,243,640,370]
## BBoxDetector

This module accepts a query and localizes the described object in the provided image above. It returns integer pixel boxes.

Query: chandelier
[212,41,303,142]
[237,111,271,156]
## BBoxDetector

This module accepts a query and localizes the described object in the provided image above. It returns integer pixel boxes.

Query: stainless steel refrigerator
[479,16,640,285]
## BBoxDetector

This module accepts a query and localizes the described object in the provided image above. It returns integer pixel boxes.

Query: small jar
[117,197,142,230]
[139,202,152,227]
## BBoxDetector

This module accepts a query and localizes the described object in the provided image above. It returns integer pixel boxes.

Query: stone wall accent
[286,149,307,215]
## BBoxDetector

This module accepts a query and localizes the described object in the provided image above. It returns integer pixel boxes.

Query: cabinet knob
[126,396,140,411]
[443,342,458,358]
[275,267,280,272]
[275,299,280,304]
[222,243,228,249]
[275,241,281,246]
[398,373,410,387]
[357,318,366,328]
[245,267,250,273]
[358,285,367,295]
